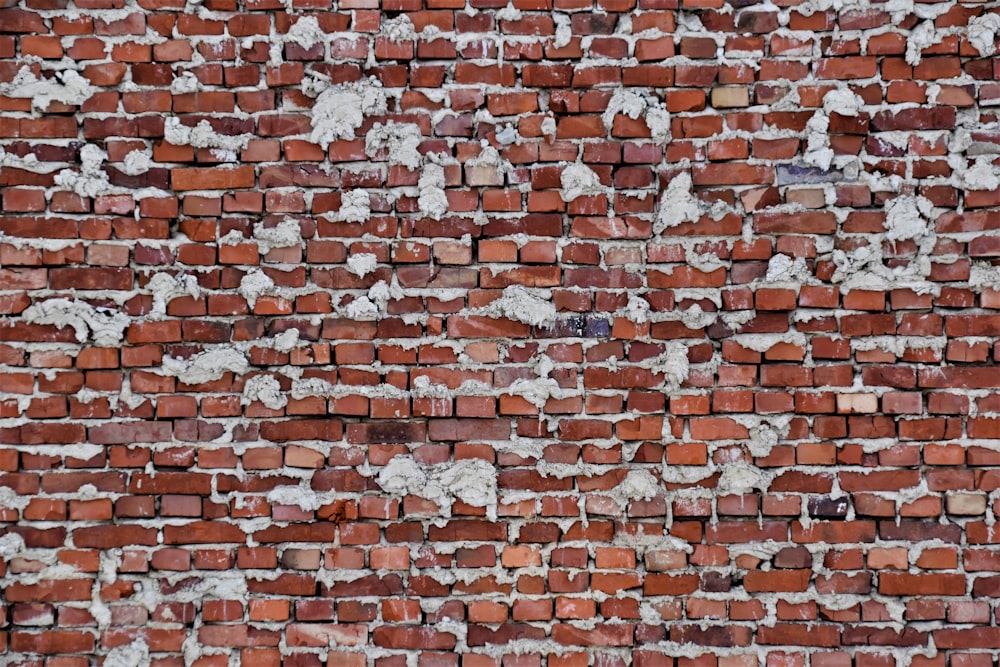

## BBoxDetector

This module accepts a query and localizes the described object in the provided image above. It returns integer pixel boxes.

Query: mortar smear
[22,298,130,346]
[0,66,96,112]
[655,172,700,233]
[309,78,388,149]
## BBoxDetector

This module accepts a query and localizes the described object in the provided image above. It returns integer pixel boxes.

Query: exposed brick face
[0,0,999,665]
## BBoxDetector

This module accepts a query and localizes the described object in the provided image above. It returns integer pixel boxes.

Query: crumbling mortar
[2,3,1000,664]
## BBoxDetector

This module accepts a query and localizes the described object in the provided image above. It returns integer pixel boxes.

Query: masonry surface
[1,0,1000,664]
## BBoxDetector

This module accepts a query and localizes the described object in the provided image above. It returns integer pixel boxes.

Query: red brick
[171,166,255,191]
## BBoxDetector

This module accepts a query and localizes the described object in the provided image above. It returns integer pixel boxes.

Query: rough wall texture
[1,0,1000,664]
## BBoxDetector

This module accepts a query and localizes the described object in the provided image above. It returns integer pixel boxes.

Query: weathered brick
[0,4,995,663]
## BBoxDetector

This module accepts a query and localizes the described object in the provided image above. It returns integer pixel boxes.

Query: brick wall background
[2,0,1000,664]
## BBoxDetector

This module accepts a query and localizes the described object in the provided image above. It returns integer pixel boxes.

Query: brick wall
[1,0,1000,664]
